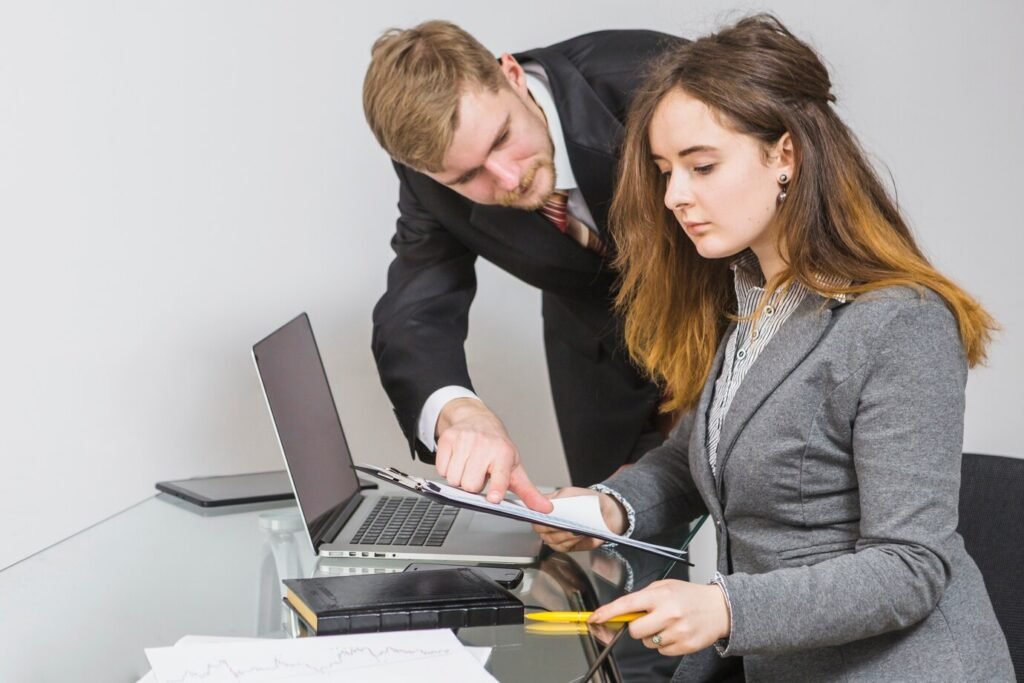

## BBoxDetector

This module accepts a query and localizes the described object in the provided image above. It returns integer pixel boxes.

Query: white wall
[1,1,1021,572]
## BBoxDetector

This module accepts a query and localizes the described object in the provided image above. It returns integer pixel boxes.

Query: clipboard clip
[383,466,442,492]
[356,464,439,493]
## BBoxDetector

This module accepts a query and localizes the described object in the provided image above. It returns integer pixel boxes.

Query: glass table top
[0,492,693,683]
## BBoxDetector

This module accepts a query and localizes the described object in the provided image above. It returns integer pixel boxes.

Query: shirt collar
[523,65,577,192]
[730,250,848,305]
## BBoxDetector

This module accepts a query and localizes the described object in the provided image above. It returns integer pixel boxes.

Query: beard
[495,157,557,210]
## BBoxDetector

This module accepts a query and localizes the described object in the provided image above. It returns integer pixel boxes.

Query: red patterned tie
[539,190,570,233]
[538,191,607,255]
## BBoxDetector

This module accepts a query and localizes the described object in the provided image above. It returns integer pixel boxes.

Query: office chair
[958,452,1024,681]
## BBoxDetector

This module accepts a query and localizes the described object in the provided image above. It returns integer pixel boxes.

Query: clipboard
[353,464,691,563]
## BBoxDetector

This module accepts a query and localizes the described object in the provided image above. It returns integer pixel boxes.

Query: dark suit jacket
[371,30,686,485]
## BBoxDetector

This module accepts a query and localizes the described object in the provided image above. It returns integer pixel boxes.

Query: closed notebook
[282,567,524,635]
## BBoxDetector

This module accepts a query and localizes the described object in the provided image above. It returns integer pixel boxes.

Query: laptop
[252,313,542,565]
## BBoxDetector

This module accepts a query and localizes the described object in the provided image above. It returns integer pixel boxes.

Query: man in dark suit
[362,21,683,510]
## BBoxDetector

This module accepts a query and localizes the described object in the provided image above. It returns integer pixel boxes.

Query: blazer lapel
[713,296,841,490]
[691,327,732,507]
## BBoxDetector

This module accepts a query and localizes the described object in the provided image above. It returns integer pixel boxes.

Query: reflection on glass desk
[0,492,693,683]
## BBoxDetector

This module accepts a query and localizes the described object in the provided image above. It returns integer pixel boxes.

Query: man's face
[426,55,556,209]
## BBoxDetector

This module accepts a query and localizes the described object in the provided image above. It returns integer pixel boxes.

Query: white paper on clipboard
[352,464,690,562]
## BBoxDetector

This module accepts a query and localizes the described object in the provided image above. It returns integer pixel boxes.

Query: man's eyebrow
[650,144,719,161]
[447,115,512,185]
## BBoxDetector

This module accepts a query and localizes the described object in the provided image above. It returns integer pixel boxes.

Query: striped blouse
[707,251,846,474]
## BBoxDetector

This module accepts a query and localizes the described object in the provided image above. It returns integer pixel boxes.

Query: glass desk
[0,491,691,683]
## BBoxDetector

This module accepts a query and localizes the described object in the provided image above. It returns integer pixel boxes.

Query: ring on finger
[651,633,663,646]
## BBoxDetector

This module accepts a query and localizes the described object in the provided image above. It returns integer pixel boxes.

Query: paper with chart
[144,629,496,683]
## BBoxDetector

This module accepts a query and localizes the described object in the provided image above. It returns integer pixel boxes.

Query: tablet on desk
[155,470,379,507]
[155,471,296,507]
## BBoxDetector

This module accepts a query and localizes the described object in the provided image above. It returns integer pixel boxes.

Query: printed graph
[145,629,496,683]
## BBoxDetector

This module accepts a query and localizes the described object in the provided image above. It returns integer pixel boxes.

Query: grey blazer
[603,286,1015,681]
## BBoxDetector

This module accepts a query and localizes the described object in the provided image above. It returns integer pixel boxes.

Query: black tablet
[155,471,295,507]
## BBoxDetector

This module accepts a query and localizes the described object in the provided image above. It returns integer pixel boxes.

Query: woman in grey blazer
[533,15,1014,682]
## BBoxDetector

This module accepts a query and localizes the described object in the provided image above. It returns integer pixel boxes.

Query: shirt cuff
[589,484,637,539]
[417,386,480,450]
[595,545,636,593]
[709,571,734,656]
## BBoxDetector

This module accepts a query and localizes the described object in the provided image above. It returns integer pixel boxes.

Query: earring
[777,173,790,206]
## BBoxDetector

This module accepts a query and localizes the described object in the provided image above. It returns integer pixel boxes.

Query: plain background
[1,1,1021,575]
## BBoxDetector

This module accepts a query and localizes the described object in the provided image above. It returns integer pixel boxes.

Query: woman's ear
[774,132,795,179]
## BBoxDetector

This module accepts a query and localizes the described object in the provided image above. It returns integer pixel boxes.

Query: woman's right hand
[531,487,628,553]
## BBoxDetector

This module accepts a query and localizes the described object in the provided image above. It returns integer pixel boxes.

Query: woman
[534,15,1014,682]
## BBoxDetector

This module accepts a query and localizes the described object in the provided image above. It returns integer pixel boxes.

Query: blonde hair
[362,20,507,172]
[611,15,997,414]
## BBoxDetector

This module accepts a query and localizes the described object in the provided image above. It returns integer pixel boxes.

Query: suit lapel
[516,47,622,238]
[566,144,615,239]
[713,296,840,490]
[468,202,602,271]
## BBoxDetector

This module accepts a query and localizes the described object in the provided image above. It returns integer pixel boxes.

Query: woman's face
[649,89,792,275]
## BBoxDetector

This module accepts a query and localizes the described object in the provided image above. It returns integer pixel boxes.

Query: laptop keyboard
[350,496,460,547]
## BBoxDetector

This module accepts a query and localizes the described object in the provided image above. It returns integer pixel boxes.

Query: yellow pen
[525,611,646,624]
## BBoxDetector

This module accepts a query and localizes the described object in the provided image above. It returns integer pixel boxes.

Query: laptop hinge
[309,493,362,551]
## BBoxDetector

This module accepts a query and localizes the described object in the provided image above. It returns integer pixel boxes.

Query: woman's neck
[751,246,787,285]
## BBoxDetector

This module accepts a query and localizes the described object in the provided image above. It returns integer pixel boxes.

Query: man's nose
[485,156,520,192]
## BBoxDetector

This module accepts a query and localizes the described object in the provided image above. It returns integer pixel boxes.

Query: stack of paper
[140,630,494,682]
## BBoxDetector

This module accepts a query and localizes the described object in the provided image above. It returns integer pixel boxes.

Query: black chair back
[958,452,1024,680]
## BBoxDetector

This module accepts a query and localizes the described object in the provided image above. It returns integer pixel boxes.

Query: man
[363,21,683,511]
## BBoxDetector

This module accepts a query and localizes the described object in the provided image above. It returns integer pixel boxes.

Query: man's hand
[531,488,628,552]
[434,398,552,512]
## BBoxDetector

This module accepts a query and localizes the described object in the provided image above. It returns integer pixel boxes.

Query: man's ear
[498,53,529,97]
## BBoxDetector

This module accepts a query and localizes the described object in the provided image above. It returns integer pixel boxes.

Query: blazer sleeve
[721,298,969,655]
[371,162,478,456]
[599,409,708,537]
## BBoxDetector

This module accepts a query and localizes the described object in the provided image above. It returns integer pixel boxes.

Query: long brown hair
[611,14,996,414]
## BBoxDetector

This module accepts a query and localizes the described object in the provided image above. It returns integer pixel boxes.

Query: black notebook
[282,567,524,635]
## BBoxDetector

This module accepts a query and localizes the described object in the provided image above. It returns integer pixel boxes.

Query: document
[548,494,615,534]
[144,629,495,683]
[137,637,263,683]
[354,464,690,561]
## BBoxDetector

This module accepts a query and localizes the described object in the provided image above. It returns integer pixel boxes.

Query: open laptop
[252,313,542,565]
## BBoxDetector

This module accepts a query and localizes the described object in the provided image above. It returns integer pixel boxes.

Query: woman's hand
[530,487,627,552]
[589,579,731,656]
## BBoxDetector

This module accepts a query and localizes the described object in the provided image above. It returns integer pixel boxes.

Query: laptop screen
[252,313,360,540]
